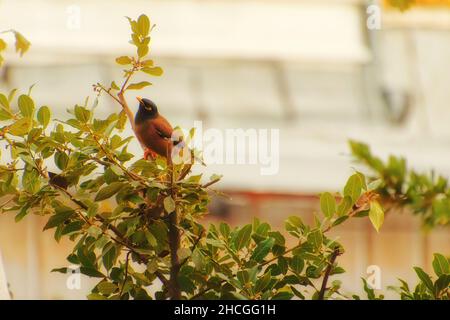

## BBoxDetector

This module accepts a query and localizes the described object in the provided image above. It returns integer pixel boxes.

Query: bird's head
[136,97,158,118]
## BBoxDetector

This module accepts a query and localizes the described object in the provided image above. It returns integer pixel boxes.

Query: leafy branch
[349,140,450,228]
[0,14,447,301]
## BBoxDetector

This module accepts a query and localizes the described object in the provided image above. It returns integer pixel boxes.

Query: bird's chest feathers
[135,121,170,155]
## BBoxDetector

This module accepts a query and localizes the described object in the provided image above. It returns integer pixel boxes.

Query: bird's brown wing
[153,115,174,140]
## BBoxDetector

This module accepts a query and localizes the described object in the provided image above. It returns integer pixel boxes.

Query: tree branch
[117,65,138,133]
[318,247,341,300]
[167,145,181,299]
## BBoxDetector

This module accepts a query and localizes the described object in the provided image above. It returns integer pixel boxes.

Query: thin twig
[119,251,132,297]
[202,178,221,189]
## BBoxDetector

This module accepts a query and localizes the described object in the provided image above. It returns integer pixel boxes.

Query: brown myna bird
[135,97,180,160]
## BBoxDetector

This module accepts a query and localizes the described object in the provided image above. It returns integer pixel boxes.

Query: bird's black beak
[136,96,143,103]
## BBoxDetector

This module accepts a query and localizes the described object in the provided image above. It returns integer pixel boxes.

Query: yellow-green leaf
[142,66,163,77]
[163,196,176,213]
[110,81,120,90]
[97,282,118,295]
[74,105,91,123]
[307,229,323,250]
[37,106,51,129]
[142,59,154,67]
[137,44,149,58]
[18,94,35,118]
[337,196,352,217]
[432,253,449,277]
[344,174,363,203]
[0,39,6,51]
[14,31,31,57]
[9,118,32,136]
[0,93,13,120]
[115,56,132,65]
[137,14,150,36]
[126,81,151,90]
[369,201,384,232]
[320,192,336,218]
[95,182,125,201]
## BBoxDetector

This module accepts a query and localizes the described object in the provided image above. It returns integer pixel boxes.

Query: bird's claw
[144,149,158,160]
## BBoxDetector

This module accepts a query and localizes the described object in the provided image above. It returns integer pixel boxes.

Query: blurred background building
[0,0,449,299]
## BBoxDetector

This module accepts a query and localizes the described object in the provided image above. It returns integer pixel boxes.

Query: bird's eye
[145,105,152,111]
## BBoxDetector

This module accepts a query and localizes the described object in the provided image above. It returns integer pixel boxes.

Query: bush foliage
[0,15,448,300]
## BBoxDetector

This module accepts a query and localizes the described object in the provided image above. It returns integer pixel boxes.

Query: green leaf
[432,253,449,277]
[61,221,83,236]
[320,192,336,218]
[219,222,231,239]
[37,106,51,129]
[369,201,384,232]
[0,93,9,109]
[87,225,102,237]
[290,255,304,274]
[95,182,125,201]
[332,215,349,227]
[80,267,105,278]
[115,56,132,65]
[8,89,17,103]
[368,179,383,190]
[0,93,13,120]
[205,238,224,248]
[254,271,272,293]
[51,267,68,274]
[307,229,323,251]
[251,237,275,262]
[144,230,157,247]
[142,66,163,76]
[74,105,91,123]
[233,224,252,251]
[97,282,118,295]
[356,171,367,190]
[337,196,352,217]
[434,274,450,296]
[413,267,434,293]
[87,293,107,300]
[362,278,376,300]
[290,286,305,299]
[18,94,35,118]
[54,151,69,170]
[285,216,303,235]
[9,117,32,136]
[15,204,30,222]
[344,173,363,203]
[126,81,151,90]
[271,290,294,300]
[43,209,74,230]
[102,244,117,271]
[111,81,120,90]
[163,196,176,213]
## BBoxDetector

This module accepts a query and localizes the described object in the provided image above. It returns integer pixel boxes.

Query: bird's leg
[144,148,158,160]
